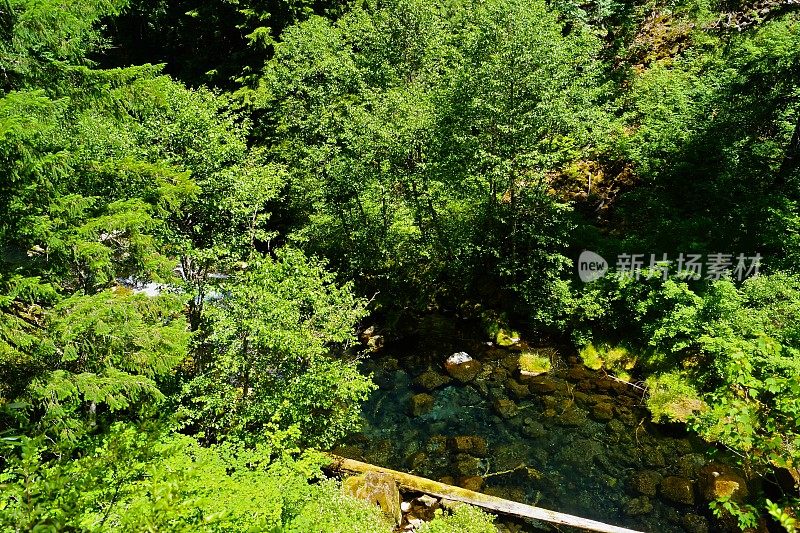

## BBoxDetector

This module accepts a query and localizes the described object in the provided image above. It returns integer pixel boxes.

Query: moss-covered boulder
[495,328,521,347]
[343,471,402,525]
[630,470,662,496]
[444,352,482,383]
[518,351,552,377]
[413,369,452,391]
[645,371,707,423]
[660,476,695,505]
[698,464,748,502]
[579,343,637,373]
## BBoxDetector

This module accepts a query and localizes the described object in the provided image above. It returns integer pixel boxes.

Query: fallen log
[326,454,643,533]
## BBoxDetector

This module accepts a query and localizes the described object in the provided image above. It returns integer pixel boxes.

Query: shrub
[418,505,496,533]
[645,371,706,423]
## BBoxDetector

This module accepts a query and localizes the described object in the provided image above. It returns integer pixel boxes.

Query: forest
[0,0,798,531]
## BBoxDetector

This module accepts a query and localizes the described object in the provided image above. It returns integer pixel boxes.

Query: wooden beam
[326,454,644,533]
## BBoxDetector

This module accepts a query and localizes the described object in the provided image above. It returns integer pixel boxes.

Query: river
[333,314,742,532]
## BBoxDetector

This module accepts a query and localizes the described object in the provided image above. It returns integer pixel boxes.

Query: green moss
[579,343,603,370]
[645,372,706,423]
[518,352,552,376]
[496,328,521,347]
[579,343,637,372]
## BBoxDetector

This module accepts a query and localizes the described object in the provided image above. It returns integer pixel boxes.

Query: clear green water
[335,319,731,532]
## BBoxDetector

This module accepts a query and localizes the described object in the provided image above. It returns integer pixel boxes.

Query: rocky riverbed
[332,317,751,532]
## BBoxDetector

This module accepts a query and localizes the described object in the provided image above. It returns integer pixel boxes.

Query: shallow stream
[333,316,739,532]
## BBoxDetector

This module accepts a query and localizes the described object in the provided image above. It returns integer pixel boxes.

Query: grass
[518,351,552,376]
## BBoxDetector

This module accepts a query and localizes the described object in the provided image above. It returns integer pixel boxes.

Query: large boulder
[343,471,402,524]
[444,352,482,383]
[698,463,749,502]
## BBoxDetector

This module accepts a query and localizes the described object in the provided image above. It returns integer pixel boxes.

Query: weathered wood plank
[326,454,644,533]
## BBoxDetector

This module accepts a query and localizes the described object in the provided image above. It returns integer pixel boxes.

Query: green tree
[180,248,373,447]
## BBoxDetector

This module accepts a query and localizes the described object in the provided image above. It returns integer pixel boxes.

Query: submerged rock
[343,471,402,524]
[555,407,587,427]
[624,496,654,516]
[526,377,558,394]
[483,486,525,502]
[555,438,604,472]
[660,476,695,505]
[492,398,518,418]
[407,450,427,470]
[674,453,706,479]
[505,378,530,399]
[640,445,666,468]
[682,513,710,533]
[409,393,435,417]
[630,470,662,496]
[426,434,448,455]
[591,402,614,421]
[522,418,547,438]
[448,435,489,457]
[413,369,452,391]
[567,365,594,382]
[458,476,485,491]
[454,454,483,476]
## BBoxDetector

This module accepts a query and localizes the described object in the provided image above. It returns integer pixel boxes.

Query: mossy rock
[409,393,435,417]
[660,476,695,505]
[518,351,552,377]
[495,328,521,347]
[630,470,662,497]
[343,471,402,525]
[413,369,452,391]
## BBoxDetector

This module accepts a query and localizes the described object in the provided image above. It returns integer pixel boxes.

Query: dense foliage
[1,0,799,529]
